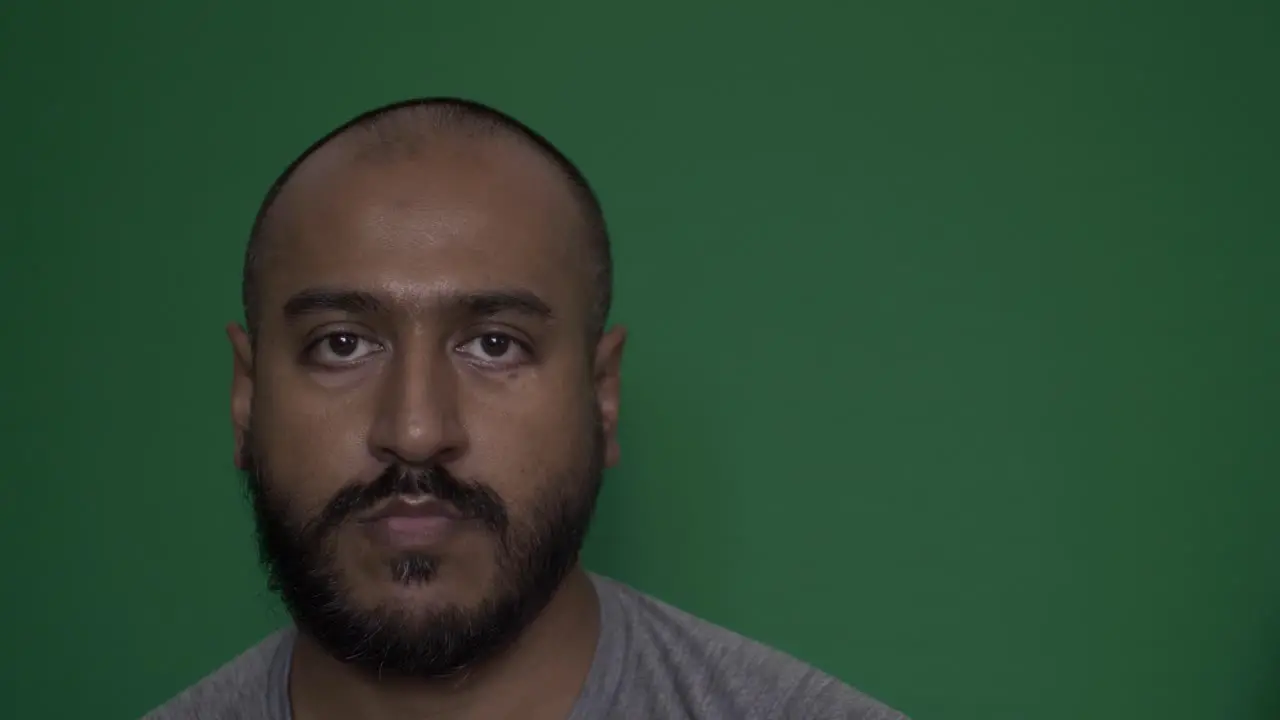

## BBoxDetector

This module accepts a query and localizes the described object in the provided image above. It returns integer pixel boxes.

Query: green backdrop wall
[2,2,1277,718]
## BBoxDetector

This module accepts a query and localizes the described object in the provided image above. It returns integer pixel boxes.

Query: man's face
[229,133,623,677]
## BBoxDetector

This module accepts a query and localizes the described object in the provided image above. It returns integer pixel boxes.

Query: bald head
[242,98,612,341]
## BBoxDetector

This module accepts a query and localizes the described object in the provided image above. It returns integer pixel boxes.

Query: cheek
[461,372,595,506]
[254,365,373,515]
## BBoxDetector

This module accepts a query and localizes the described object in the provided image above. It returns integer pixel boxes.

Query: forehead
[257,132,593,320]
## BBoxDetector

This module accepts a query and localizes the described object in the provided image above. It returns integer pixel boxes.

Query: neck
[289,567,600,720]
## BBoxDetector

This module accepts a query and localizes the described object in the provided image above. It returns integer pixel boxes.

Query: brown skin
[227,130,626,720]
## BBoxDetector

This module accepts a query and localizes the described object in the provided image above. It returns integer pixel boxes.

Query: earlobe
[594,326,627,467]
[227,323,254,468]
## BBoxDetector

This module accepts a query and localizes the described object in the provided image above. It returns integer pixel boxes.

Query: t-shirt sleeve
[775,668,910,720]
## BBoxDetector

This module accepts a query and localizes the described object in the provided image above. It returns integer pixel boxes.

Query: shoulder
[142,629,292,720]
[594,575,907,720]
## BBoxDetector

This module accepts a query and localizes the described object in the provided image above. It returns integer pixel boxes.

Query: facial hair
[240,417,606,679]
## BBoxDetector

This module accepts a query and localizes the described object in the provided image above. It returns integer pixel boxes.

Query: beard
[240,416,606,680]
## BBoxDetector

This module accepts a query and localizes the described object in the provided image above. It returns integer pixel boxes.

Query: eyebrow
[281,288,554,321]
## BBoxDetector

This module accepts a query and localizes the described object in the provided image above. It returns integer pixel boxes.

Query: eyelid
[455,331,535,369]
[303,329,385,367]
[461,325,534,350]
[302,320,384,345]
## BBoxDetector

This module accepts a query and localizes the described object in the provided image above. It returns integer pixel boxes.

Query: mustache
[304,464,509,541]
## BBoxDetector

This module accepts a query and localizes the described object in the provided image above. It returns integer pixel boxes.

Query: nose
[367,336,467,466]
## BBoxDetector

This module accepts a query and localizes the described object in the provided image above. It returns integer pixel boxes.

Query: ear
[593,325,627,468]
[227,323,254,469]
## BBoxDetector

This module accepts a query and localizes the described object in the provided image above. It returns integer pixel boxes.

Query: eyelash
[302,330,534,369]
[458,332,535,368]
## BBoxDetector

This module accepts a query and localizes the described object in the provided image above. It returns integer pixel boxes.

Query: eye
[306,332,382,367]
[456,332,531,369]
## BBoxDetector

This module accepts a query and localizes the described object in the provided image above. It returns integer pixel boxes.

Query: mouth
[360,494,465,523]
[358,495,466,549]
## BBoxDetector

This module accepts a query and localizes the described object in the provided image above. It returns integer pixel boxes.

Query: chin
[341,557,487,611]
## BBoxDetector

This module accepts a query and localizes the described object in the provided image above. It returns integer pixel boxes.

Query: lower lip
[363,515,459,548]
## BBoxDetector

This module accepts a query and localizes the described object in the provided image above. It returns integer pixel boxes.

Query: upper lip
[361,495,463,523]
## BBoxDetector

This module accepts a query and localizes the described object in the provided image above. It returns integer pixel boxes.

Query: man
[146,98,906,720]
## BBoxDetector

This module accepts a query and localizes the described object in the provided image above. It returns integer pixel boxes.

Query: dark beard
[240,420,605,680]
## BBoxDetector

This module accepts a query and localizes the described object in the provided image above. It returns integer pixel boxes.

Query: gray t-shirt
[145,575,906,719]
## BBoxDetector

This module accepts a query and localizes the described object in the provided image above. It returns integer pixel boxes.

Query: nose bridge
[370,331,462,463]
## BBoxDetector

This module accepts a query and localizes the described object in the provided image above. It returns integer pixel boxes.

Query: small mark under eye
[307,332,381,367]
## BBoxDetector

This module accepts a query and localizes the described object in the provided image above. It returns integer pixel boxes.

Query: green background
[2,2,1277,718]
